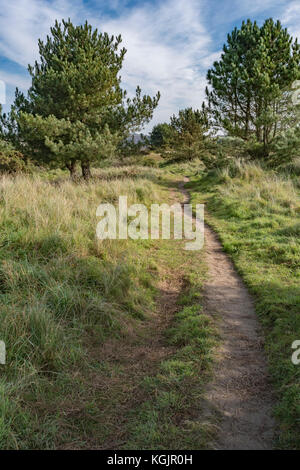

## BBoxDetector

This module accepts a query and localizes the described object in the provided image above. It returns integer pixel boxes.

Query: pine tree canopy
[168,107,209,160]
[206,18,300,153]
[149,123,174,149]
[4,19,160,177]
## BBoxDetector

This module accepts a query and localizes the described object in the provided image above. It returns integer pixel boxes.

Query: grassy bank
[188,161,300,449]
[0,166,214,449]
[123,237,216,450]
[0,167,163,448]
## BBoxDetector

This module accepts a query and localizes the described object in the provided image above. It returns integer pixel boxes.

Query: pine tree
[149,123,174,149]
[206,18,300,155]
[169,107,209,160]
[4,19,160,178]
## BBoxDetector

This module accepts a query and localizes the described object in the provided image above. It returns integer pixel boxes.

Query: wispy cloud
[0,0,216,129]
[0,70,31,91]
[208,0,286,25]
[282,1,300,40]
[0,0,83,67]
[0,0,296,130]
[99,0,215,126]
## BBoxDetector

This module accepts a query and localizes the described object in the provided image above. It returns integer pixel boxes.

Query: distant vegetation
[150,18,300,170]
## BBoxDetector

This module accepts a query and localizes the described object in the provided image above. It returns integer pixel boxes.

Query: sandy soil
[181,177,276,450]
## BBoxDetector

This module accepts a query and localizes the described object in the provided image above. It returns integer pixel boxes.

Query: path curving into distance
[181,177,276,450]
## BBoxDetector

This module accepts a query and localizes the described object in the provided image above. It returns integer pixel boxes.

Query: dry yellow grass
[0,167,169,448]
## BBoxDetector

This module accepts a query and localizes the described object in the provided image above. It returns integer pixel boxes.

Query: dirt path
[181,177,276,450]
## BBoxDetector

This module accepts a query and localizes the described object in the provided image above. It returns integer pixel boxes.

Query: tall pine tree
[4,19,160,178]
[206,18,300,154]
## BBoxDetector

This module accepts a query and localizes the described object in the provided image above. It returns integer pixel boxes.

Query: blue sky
[0,0,299,131]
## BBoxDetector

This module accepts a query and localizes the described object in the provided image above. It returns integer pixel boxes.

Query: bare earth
[181,177,276,450]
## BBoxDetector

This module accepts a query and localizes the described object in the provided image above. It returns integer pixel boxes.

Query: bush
[0,150,28,174]
[279,157,300,176]
[270,127,300,168]
[245,140,267,159]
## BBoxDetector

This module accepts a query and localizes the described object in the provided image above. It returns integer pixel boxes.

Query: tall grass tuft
[0,167,164,448]
[189,161,300,449]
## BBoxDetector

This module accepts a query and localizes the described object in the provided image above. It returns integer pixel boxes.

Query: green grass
[0,167,173,448]
[0,166,215,449]
[123,242,216,450]
[188,160,300,449]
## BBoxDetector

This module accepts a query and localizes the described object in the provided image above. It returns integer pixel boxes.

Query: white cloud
[210,0,286,25]
[0,0,216,130]
[282,1,300,40]
[1,1,298,130]
[0,70,31,92]
[200,51,222,70]
[99,0,215,128]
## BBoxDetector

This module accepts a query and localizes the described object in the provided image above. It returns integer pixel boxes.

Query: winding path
[181,177,276,450]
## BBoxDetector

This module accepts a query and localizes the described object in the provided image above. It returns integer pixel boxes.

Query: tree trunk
[81,161,91,180]
[245,96,251,140]
[66,160,77,179]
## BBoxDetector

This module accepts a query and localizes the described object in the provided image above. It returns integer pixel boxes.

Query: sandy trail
[181,177,276,450]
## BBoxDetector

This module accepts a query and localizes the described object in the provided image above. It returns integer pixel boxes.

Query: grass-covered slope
[0,167,213,449]
[0,168,163,448]
[188,161,300,449]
